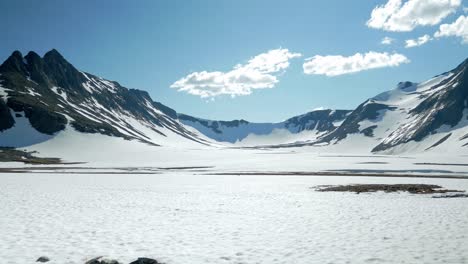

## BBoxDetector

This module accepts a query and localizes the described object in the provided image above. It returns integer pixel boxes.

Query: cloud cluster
[170,49,301,98]
[303,52,410,77]
[434,15,468,43]
[405,34,432,47]
[367,0,461,32]
[381,36,395,45]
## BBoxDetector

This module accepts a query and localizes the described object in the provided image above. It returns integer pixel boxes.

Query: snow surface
[0,81,11,101]
[81,72,118,94]
[0,173,467,264]
[50,86,68,101]
[234,128,325,146]
[12,127,467,177]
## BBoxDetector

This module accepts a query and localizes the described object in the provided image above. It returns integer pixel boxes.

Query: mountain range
[0,49,467,154]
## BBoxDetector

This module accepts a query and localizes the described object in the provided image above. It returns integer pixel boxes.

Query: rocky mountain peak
[0,49,209,147]
[0,50,27,74]
[44,49,70,66]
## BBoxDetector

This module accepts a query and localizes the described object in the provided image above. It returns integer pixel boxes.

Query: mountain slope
[306,58,468,153]
[0,50,210,147]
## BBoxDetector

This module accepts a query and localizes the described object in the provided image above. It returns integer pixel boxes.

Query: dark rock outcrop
[317,101,395,143]
[36,256,50,262]
[0,100,14,131]
[129,258,163,264]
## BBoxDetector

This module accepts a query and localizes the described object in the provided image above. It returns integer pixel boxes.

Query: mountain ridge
[0,49,209,147]
[1,49,467,154]
[178,109,351,144]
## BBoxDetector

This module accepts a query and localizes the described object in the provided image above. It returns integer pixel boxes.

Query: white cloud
[464,6,468,13]
[171,49,301,98]
[367,0,461,32]
[381,36,395,44]
[434,15,468,43]
[405,34,432,47]
[303,52,410,77]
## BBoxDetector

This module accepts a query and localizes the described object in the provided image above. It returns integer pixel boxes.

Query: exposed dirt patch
[0,147,64,165]
[315,184,465,194]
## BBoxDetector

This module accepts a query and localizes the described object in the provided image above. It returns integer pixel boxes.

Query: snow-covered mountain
[0,49,355,148]
[178,109,351,145]
[0,50,210,147]
[0,49,467,155]
[290,57,468,154]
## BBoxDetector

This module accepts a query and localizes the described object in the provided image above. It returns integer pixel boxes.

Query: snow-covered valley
[1,50,468,264]
[1,173,468,264]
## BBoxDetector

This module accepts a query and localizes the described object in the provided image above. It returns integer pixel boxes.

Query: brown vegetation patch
[315,184,465,194]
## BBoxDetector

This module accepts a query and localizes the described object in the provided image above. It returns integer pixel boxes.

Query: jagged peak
[4,50,25,64]
[0,50,27,73]
[11,50,23,59]
[43,49,63,59]
[25,51,40,58]
[42,49,72,67]
[24,51,42,64]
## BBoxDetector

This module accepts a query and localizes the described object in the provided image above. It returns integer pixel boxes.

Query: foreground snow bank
[1,173,467,263]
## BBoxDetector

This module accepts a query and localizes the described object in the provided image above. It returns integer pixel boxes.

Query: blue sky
[1,0,467,122]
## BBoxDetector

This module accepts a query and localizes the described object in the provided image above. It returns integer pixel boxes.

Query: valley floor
[1,132,468,263]
[0,173,467,264]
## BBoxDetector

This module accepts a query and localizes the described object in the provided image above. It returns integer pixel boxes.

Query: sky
[0,0,467,122]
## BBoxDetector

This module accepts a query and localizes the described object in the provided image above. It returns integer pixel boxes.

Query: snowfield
[13,127,468,176]
[0,173,467,264]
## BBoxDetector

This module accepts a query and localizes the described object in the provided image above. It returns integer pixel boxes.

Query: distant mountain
[293,57,468,153]
[0,49,467,154]
[0,49,209,147]
[178,109,351,144]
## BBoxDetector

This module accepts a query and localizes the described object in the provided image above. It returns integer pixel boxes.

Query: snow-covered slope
[0,50,211,147]
[304,58,468,154]
[178,109,351,145]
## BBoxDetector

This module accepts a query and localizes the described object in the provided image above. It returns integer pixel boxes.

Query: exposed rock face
[0,100,14,131]
[317,101,396,143]
[283,109,351,133]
